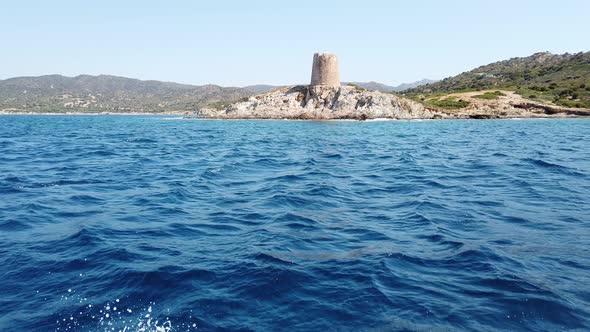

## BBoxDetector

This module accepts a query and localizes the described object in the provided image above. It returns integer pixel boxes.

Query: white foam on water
[365,118,398,122]
[55,293,198,332]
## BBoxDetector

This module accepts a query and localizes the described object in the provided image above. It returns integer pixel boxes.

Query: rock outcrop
[198,85,439,120]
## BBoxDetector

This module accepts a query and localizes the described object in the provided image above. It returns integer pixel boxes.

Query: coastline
[2,112,588,121]
[3,89,588,120]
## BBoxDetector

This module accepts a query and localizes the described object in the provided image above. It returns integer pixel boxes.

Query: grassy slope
[404,52,590,109]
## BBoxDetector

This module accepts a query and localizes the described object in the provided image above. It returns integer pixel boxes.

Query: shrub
[473,91,506,100]
[428,97,470,109]
[531,85,548,92]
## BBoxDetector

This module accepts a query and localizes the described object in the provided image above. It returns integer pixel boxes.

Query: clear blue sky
[1,0,588,87]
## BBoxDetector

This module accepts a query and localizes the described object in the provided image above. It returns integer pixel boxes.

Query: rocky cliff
[198,85,437,120]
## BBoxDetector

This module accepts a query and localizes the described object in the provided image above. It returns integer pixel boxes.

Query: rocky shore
[198,85,434,120]
[197,86,590,120]
[3,87,588,120]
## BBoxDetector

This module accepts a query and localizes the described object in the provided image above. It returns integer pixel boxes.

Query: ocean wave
[523,157,585,176]
[1,116,589,331]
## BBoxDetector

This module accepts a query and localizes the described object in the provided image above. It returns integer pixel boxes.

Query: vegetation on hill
[405,52,590,109]
[424,96,470,109]
[0,75,252,113]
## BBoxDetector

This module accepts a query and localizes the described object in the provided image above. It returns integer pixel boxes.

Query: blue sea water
[0,115,589,332]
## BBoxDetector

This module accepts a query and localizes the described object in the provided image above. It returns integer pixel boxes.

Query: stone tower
[310,53,340,87]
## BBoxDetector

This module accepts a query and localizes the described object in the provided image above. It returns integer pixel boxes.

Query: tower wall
[310,53,340,87]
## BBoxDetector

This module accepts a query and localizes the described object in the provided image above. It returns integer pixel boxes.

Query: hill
[0,75,252,113]
[392,79,438,92]
[346,81,396,92]
[405,52,590,108]
[243,85,281,94]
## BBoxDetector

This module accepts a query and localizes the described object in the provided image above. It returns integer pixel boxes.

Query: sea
[0,115,589,331]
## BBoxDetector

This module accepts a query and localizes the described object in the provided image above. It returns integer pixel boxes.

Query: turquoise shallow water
[0,116,589,331]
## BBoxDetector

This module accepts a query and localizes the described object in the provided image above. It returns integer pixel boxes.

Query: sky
[1,0,588,87]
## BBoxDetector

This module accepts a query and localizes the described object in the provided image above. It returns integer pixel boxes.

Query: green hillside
[405,52,590,108]
[0,75,252,113]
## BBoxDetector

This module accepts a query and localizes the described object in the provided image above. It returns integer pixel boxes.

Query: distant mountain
[346,81,396,93]
[243,80,437,95]
[0,75,442,113]
[405,51,590,108]
[0,75,252,113]
[243,85,281,94]
[343,80,437,92]
[394,79,438,92]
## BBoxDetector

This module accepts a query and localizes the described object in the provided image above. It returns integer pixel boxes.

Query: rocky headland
[197,52,590,120]
[196,85,590,120]
[198,85,435,120]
